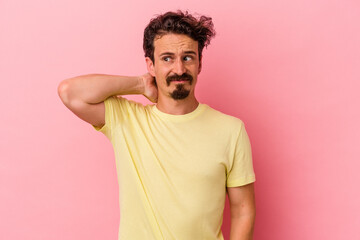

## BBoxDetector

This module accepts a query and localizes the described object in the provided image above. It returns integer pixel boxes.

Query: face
[146,33,202,101]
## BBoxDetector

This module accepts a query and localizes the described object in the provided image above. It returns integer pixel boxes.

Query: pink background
[1,0,359,239]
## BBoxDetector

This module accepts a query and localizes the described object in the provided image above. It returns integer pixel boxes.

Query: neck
[155,94,199,115]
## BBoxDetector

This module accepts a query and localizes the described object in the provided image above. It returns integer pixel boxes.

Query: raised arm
[57,73,157,128]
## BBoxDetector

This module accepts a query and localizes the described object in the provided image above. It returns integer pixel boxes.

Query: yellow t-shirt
[93,96,256,240]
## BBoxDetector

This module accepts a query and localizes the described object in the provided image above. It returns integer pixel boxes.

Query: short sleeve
[92,96,133,139]
[226,122,256,187]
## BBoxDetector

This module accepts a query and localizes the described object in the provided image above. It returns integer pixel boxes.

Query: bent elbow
[57,80,72,105]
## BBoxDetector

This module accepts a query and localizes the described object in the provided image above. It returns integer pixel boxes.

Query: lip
[172,80,189,83]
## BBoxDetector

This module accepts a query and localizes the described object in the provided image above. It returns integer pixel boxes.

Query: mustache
[166,73,193,84]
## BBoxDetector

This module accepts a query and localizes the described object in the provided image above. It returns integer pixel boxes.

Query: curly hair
[143,10,216,63]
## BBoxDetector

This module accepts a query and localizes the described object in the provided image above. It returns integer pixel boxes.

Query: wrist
[138,75,146,95]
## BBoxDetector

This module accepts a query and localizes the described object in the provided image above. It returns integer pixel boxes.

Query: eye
[184,56,193,61]
[163,56,171,62]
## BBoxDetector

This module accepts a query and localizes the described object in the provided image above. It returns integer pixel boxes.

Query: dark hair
[143,10,216,63]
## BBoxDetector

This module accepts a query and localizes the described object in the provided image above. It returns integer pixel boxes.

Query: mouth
[172,79,189,83]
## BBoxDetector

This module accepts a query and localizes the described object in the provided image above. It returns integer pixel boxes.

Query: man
[58,10,256,240]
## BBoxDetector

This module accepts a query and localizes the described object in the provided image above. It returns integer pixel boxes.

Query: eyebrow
[184,51,197,55]
[159,51,197,57]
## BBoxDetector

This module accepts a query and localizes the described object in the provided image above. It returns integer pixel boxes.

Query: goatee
[170,83,190,100]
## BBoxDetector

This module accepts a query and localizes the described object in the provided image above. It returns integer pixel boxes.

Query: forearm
[59,74,144,104]
[229,215,255,240]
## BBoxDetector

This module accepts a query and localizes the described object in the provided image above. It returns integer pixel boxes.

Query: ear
[145,57,156,77]
[198,59,202,74]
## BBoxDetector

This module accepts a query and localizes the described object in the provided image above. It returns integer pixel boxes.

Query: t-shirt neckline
[152,102,206,121]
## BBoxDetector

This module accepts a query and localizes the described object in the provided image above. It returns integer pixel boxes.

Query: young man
[58,10,256,240]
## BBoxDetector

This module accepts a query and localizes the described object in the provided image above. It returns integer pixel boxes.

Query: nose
[173,58,186,75]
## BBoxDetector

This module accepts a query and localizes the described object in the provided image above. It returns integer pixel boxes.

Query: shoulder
[201,104,247,138]
[107,96,149,111]
[204,104,245,127]
[102,96,156,120]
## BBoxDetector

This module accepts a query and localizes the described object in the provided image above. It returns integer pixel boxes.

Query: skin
[227,183,256,240]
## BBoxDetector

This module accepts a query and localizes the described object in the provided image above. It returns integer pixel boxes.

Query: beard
[170,83,190,100]
[166,73,193,100]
